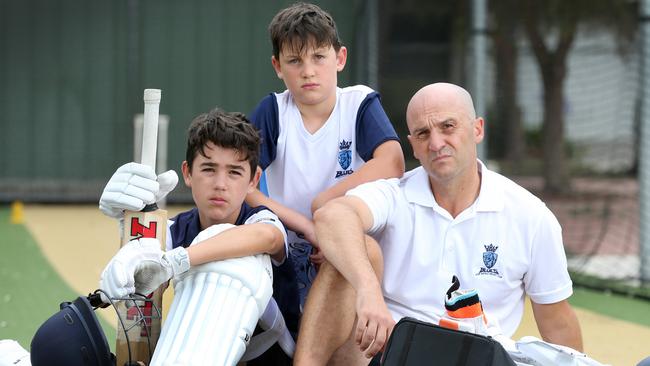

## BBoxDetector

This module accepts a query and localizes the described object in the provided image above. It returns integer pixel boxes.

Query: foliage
[517,0,638,192]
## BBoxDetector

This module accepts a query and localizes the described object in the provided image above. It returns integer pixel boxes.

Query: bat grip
[142,203,159,212]
[142,89,161,171]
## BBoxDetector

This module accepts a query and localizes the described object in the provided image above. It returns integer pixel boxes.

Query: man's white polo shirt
[346,160,573,336]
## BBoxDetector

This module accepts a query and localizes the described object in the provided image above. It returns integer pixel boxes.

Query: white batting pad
[0,340,31,366]
[150,254,273,366]
[240,297,295,361]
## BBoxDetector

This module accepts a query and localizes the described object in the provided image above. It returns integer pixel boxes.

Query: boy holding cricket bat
[98,108,289,363]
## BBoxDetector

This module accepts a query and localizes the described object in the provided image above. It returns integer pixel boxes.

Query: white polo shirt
[346,161,573,336]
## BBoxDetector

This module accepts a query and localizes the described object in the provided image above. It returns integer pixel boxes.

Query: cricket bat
[116,89,167,366]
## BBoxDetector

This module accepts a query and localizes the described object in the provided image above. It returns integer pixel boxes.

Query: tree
[490,0,525,173]
[520,0,636,193]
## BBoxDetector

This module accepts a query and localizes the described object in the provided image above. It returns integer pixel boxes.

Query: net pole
[472,0,488,160]
[640,0,650,283]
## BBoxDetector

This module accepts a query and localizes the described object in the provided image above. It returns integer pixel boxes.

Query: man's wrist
[357,279,383,298]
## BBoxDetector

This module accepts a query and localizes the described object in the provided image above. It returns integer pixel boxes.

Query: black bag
[381,317,516,366]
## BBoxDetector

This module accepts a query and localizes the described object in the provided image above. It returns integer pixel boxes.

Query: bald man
[294,83,582,365]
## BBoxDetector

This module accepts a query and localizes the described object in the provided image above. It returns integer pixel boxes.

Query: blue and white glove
[99,162,178,219]
[99,238,190,303]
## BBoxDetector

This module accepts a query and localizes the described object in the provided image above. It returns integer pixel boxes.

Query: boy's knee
[316,260,346,284]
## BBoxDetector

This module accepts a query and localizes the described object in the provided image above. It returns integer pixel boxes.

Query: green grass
[0,206,116,351]
[570,286,650,328]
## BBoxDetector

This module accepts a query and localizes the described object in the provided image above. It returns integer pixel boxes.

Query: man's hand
[99,238,190,303]
[99,162,178,218]
[309,246,325,265]
[354,285,395,359]
[297,220,325,265]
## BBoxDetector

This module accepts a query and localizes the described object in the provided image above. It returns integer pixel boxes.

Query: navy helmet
[30,295,114,366]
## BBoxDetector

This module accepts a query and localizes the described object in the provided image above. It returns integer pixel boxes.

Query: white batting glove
[99,162,179,219]
[99,238,190,303]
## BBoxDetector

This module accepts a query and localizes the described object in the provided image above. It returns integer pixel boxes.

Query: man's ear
[474,117,485,144]
[181,161,192,188]
[249,166,262,193]
[406,134,419,160]
[271,56,283,79]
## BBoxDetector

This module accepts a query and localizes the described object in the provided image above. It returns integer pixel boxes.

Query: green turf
[570,286,650,328]
[0,206,116,351]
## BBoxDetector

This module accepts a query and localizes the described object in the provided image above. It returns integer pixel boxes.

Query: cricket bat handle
[142,89,161,171]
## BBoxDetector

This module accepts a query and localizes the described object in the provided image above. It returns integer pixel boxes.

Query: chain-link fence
[483,14,650,300]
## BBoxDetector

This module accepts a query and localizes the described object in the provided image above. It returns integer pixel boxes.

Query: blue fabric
[259,170,269,196]
[170,203,268,249]
[249,93,280,170]
[355,92,400,161]
[169,205,301,337]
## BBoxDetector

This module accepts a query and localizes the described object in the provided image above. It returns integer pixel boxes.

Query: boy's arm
[100,222,285,301]
[311,140,404,213]
[187,222,286,264]
[246,188,317,245]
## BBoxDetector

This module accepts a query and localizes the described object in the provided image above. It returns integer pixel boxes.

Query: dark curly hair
[185,108,260,179]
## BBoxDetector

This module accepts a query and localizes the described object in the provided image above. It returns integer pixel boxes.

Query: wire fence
[493,28,650,300]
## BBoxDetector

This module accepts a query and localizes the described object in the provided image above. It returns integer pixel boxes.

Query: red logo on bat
[130,217,157,239]
[126,294,154,336]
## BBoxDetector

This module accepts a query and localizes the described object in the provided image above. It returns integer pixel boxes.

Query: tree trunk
[522,3,577,194]
[540,61,570,193]
[492,0,524,172]
[449,0,469,85]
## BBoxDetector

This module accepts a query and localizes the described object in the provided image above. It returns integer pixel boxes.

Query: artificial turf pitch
[0,206,116,351]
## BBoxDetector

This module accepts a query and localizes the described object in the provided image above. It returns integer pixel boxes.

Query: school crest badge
[335,140,354,178]
[482,244,498,268]
[477,243,502,278]
[338,139,352,170]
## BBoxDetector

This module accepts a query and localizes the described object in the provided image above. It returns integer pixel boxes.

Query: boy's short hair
[186,108,260,179]
[268,2,342,59]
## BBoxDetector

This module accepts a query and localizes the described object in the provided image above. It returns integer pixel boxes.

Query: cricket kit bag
[381,317,516,366]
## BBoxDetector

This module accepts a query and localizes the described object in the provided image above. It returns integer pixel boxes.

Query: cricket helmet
[30,294,114,366]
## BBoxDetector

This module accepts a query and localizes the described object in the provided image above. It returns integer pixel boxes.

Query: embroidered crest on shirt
[335,139,354,178]
[477,244,503,278]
